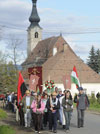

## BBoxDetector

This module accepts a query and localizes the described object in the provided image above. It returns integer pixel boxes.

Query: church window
[35,32,38,38]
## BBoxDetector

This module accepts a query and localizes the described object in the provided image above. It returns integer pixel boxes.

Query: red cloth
[17,72,27,104]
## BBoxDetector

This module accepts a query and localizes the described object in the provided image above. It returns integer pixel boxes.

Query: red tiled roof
[22,36,100,84]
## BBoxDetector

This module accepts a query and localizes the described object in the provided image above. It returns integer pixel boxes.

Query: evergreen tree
[96,49,100,74]
[87,46,98,73]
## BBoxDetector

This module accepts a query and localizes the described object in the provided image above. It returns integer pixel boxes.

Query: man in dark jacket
[47,92,60,133]
[74,87,89,128]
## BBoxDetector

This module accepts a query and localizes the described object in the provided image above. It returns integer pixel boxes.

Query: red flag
[17,72,27,104]
[62,74,71,90]
[29,74,39,91]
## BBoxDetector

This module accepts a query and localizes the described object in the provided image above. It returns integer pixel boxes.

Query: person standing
[31,94,45,133]
[74,87,90,128]
[47,92,60,133]
[42,93,48,128]
[57,88,63,125]
[62,90,73,132]
[21,90,33,128]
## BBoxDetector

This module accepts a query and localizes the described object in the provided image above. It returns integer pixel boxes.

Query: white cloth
[24,109,31,127]
[26,96,30,106]
[59,96,66,125]
[51,98,58,106]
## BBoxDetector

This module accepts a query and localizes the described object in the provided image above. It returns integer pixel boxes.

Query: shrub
[89,93,96,104]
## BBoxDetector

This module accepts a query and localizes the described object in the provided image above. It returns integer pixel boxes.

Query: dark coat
[62,97,73,112]
[46,98,60,112]
[74,93,90,110]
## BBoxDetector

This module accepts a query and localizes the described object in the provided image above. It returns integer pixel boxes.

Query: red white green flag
[71,66,80,88]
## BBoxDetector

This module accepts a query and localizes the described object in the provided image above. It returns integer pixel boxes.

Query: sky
[0,0,100,64]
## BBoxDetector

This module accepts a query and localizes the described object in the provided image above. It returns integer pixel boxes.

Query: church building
[22,0,100,96]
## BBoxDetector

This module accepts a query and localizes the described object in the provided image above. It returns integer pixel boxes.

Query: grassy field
[73,102,100,113]
[0,125,15,134]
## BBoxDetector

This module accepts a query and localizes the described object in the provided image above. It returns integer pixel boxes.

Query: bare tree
[6,35,26,70]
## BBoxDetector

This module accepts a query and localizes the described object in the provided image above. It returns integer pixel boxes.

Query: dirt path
[0,109,49,134]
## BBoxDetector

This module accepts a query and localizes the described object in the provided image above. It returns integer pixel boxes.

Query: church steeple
[29,0,40,27]
[27,0,42,56]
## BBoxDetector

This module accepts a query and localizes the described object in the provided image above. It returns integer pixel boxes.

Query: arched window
[35,32,38,38]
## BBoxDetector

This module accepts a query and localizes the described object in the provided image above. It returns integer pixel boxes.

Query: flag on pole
[17,72,27,104]
[71,66,80,88]
[62,74,71,90]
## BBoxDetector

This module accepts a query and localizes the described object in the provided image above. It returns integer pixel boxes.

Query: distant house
[22,0,100,96]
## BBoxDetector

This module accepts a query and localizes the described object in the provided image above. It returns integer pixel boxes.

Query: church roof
[22,36,60,67]
[22,36,100,84]
[43,42,100,83]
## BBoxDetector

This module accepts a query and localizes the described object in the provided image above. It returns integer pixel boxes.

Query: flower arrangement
[45,80,55,89]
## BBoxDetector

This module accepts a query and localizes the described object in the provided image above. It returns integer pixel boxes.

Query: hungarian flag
[62,74,71,90]
[17,72,27,104]
[71,66,80,88]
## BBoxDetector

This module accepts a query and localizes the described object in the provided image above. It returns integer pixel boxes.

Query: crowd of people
[2,87,90,133]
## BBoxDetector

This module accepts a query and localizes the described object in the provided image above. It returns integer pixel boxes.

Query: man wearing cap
[21,90,33,127]
[47,91,60,133]
[74,87,90,128]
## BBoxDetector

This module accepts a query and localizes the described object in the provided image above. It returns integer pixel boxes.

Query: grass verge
[0,125,15,134]
[0,109,7,119]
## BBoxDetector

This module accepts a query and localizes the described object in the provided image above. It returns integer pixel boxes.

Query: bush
[0,125,15,134]
[89,93,96,104]
[0,109,7,119]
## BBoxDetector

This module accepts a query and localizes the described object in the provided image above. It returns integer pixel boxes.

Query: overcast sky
[0,0,100,64]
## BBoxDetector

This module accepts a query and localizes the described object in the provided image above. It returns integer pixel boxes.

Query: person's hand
[51,105,54,108]
[50,108,53,111]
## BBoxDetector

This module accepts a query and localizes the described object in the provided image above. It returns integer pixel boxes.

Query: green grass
[0,109,7,119]
[0,125,15,134]
[89,103,100,113]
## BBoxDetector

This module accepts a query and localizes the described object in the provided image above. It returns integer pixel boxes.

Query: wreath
[45,80,55,89]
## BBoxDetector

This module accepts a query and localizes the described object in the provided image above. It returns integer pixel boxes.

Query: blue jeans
[64,111,71,130]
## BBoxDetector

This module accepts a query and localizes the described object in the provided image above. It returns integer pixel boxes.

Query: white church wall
[27,26,42,56]
[43,83,100,97]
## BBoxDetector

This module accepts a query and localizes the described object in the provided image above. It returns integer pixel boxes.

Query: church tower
[27,0,42,56]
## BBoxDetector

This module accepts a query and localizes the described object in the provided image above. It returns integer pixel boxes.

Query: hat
[26,90,30,94]
[78,87,83,91]
[52,92,57,96]
[33,92,37,96]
